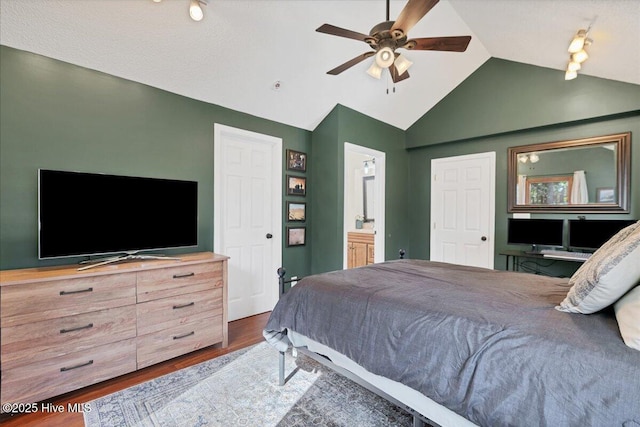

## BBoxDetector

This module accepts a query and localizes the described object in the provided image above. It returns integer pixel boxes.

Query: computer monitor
[507,218,564,252]
[568,219,637,251]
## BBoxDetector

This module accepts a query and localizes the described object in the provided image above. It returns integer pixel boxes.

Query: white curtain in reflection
[517,175,527,204]
[571,170,589,204]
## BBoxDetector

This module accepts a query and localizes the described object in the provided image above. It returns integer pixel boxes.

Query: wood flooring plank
[0,312,270,427]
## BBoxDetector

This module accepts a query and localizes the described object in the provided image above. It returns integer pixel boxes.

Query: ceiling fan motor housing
[366,21,408,51]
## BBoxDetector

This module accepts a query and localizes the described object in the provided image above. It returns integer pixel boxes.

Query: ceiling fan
[316,0,471,83]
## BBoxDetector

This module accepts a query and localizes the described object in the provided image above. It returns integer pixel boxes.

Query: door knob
[266,233,273,239]
[481,236,487,241]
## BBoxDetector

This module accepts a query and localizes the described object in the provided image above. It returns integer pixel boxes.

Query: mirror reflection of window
[525,175,573,205]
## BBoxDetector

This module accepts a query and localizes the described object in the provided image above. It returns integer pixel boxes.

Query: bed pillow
[557,221,640,314]
[614,285,640,351]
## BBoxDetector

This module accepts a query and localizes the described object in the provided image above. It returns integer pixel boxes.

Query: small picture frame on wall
[286,149,307,172]
[596,187,615,203]
[286,227,306,247]
[287,201,306,222]
[286,175,306,196]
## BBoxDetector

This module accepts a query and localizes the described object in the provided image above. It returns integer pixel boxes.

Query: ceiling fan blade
[316,24,370,42]
[327,52,375,75]
[406,36,471,52]
[390,65,410,83]
[391,0,440,37]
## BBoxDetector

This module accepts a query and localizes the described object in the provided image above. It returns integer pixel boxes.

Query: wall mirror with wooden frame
[507,132,631,213]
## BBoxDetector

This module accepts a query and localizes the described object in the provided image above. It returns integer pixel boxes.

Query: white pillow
[557,221,640,314]
[614,285,640,351]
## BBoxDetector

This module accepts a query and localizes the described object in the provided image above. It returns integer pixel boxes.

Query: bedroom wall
[405,58,640,270]
[0,46,312,273]
[310,105,409,275]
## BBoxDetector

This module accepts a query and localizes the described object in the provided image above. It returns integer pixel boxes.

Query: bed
[263,258,640,426]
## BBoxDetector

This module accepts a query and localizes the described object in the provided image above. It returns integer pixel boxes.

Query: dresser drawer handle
[173,272,195,279]
[173,302,195,310]
[173,331,195,340]
[59,287,93,296]
[60,360,94,372]
[60,323,94,334]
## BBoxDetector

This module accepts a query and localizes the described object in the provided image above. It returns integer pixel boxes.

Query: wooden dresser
[347,232,375,268]
[0,252,228,405]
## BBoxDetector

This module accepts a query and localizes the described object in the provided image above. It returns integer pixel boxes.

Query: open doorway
[343,143,386,269]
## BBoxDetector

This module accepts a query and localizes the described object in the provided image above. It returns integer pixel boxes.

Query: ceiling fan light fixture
[393,54,413,75]
[366,62,383,79]
[189,0,205,21]
[375,47,395,68]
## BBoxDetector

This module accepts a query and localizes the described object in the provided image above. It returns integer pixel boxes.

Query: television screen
[507,218,564,248]
[568,219,637,250]
[39,169,198,259]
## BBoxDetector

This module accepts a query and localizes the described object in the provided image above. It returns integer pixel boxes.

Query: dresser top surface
[0,252,228,286]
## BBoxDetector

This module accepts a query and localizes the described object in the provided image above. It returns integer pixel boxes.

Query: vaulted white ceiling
[1,0,638,131]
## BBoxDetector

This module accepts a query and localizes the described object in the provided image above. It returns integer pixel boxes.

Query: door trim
[430,151,496,268]
[343,142,386,269]
[213,124,282,314]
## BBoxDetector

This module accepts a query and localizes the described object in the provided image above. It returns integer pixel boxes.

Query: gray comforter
[264,260,640,427]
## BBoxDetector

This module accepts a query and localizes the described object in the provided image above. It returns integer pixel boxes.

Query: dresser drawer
[137,315,223,369]
[1,305,136,370]
[137,288,222,336]
[137,262,223,303]
[0,273,136,328]
[1,338,136,404]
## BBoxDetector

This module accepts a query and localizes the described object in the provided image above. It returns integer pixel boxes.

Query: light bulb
[366,62,383,79]
[375,47,395,68]
[567,61,581,72]
[393,54,413,75]
[565,70,578,80]
[572,49,589,63]
[529,153,539,163]
[568,30,587,53]
[190,0,204,21]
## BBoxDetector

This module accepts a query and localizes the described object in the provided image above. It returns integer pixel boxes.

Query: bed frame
[275,249,443,427]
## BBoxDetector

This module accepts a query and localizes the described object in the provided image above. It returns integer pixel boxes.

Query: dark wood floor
[0,312,270,427]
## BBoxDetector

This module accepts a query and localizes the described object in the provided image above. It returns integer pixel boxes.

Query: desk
[500,250,587,272]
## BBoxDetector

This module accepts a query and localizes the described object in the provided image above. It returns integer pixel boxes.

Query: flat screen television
[507,218,564,251]
[39,169,198,260]
[568,219,637,250]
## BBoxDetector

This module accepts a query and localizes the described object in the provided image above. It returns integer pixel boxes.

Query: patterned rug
[84,342,413,426]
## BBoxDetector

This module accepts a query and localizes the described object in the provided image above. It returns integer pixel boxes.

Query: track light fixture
[152,0,207,22]
[565,28,593,80]
[189,0,207,22]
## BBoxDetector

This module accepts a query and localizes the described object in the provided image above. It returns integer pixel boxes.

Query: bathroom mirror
[363,176,375,221]
[507,132,630,213]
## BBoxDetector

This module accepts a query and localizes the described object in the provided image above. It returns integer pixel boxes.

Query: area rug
[84,342,413,426]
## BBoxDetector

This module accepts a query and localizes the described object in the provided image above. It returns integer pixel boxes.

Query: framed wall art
[286,175,306,196]
[286,149,307,172]
[286,227,306,246]
[287,201,306,222]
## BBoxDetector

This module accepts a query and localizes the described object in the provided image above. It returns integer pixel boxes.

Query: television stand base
[77,254,181,271]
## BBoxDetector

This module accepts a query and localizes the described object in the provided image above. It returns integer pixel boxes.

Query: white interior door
[214,124,282,321]
[430,152,496,269]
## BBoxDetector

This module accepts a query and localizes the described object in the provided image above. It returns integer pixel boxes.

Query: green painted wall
[2,46,638,280]
[406,58,640,148]
[310,105,409,274]
[0,46,312,274]
[406,58,640,273]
